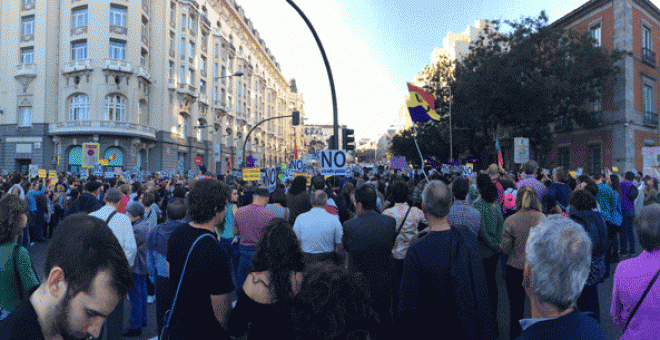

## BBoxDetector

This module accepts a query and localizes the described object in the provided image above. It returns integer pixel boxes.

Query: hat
[125,201,145,218]
[85,181,102,193]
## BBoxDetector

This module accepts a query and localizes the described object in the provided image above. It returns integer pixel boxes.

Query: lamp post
[285,0,338,149]
[424,85,453,163]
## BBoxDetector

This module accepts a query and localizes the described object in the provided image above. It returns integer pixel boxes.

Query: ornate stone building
[0,0,304,174]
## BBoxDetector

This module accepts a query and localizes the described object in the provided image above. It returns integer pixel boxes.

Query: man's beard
[53,290,91,340]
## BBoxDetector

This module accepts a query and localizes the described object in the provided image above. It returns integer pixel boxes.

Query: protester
[516,160,547,200]
[643,176,658,206]
[543,167,572,214]
[499,186,544,339]
[229,218,305,339]
[611,204,660,338]
[293,190,343,267]
[609,174,624,261]
[165,179,233,339]
[219,186,239,280]
[342,184,397,337]
[286,176,311,224]
[117,183,131,214]
[0,194,39,315]
[594,172,619,266]
[140,191,158,229]
[569,190,608,322]
[8,174,25,201]
[516,215,606,339]
[123,201,150,337]
[266,187,290,220]
[446,177,481,236]
[619,172,638,257]
[474,173,504,325]
[0,214,133,340]
[397,180,495,339]
[290,264,378,340]
[233,187,277,292]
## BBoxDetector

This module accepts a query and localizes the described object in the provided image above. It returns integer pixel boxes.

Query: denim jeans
[236,245,256,291]
[219,238,240,280]
[619,210,636,254]
[128,273,148,330]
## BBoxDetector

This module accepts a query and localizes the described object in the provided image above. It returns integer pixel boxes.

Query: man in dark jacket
[66,181,103,215]
[342,184,396,339]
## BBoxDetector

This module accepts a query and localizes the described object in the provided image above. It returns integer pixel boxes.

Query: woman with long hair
[219,186,240,279]
[229,218,305,339]
[0,194,39,314]
[499,186,544,339]
[286,176,311,224]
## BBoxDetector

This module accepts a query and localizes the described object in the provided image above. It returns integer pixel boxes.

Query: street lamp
[423,85,453,163]
[215,71,244,80]
[211,71,244,173]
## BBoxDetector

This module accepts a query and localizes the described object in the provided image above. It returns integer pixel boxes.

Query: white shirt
[293,207,343,254]
[89,205,137,266]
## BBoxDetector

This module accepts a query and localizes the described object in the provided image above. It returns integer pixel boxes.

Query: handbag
[392,206,412,243]
[623,266,660,332]
[160,233,216,340]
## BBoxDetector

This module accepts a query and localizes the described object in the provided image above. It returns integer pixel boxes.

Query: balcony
[103,59,131,73]
[199,92,208,104]
[109,25,127,35]
[169,49,175,58]
[63,59,92,74]
[200,69,206,78]
[141,35,149,46]
[642,48,656,66]
[170,19,176,28]
[142,0,149,14]
[70,26,87,36]
[22,1,35,11]
[201,15,211,29]
[49,120,156,140]
[177,82,198,97]
[214,100,226,111]
[137,65,151,82]
[168,78,176,89]
[15,63,36,77]
[644,112,658,127]
[21,34,34,42]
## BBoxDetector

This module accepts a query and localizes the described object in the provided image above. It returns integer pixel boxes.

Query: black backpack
[627,185,639,201]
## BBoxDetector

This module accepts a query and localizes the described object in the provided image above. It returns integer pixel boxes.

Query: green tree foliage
[392,11,622,165]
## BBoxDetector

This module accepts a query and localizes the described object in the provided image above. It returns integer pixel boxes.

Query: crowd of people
[0,159,658,339]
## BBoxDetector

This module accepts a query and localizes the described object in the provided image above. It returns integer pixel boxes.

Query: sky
[235,0,658,141]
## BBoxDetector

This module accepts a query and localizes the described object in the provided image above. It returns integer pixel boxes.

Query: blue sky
[236,0,628,141]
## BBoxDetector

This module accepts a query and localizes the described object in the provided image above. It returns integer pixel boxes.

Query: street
[26,239,624,340]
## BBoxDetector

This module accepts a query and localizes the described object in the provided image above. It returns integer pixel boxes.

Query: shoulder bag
[623,266,660,333]
[392,205,412,243]
[160,233,217,340]
[0,245,39,322]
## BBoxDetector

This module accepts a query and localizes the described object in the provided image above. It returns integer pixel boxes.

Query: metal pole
[242,115,293,167]
[286,0,338,148]
[448,86,453,164]
[412,124,429,182]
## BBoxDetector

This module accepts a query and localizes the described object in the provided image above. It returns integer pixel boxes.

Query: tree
[391,11,622,166]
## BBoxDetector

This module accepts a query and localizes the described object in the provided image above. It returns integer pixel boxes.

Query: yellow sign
[99,159,109,166]
[466,163,474,170]
[569,171,576,178]
[49,170,57,178]
[294,173,311,186]
[402,170,407,175]
[242,167,261,181]
[390,170,395,175]
[38,169,47,178]
[49,178,58,186]
[612,167,619,172]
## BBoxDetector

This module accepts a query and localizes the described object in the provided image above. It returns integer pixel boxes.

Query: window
[180,37,185,57]
[201,33,208,50]
[221,88,226,105]
[22,16,34,35]
[591,90,601,113]
[24,0,34,4]
[179,66,185,83]
[642,25,653,64]
[169,31,175,52]
[188,41,195,58]
[170,3,176,22]
[214,63,218,78]
[588,144,602,175]
[169,61,174,78]
[200,80,206,94]
[644,84,654,113]
[141,17,148,39]
[21,47,34,64]
[179,113,188,138]
[18,107,32,127]
[109,6,127,27]
[105,95,126,121]
[109,40,125,60]
[188,69,195,85]
[189,15,195,31]
[558,147,570,170]
[71,41,87,60]
[215,43,219,58]
[180,14,186,30]
[590,24,601,47]
[72,7,87,28]
[69,94,89,120]
[200,56,206,73]
[213,85,218,101]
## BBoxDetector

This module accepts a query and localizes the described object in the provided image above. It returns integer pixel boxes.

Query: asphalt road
[26,240,624,340]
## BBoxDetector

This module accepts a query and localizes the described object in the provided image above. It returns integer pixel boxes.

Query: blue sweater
[516,308,606,340]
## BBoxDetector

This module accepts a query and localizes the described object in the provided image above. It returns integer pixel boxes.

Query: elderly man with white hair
[516,215,607,340]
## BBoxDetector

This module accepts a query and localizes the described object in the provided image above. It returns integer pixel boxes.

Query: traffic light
[292,110,300,126]
[327,135,335,150]
[342,128,355,151]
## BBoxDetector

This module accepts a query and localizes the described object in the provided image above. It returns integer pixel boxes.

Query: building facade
[548,0,660,173]
[0,0,304,175]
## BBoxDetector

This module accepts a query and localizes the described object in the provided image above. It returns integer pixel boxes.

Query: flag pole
[413,123,429,182]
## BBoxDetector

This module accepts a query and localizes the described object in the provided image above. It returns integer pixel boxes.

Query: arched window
[69,94,89,121]
[68,146,82,173]
[105,94,126,121]
[104,147,124,171]
[178,113,189,138]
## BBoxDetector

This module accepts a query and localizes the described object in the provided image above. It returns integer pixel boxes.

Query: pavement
[26,240,624,340]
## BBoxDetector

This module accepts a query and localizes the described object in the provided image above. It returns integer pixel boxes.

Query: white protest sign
[290,159,304,172]
[320,150,347,176]
[514,137,530,164]
[264,167,278,192]
[441,164,451,174]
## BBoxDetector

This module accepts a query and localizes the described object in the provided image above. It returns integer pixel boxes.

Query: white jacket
[89,205,137,266]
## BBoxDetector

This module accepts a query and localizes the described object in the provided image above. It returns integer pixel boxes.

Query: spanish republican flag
[406,83,441,123]
[496,137,503,168]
